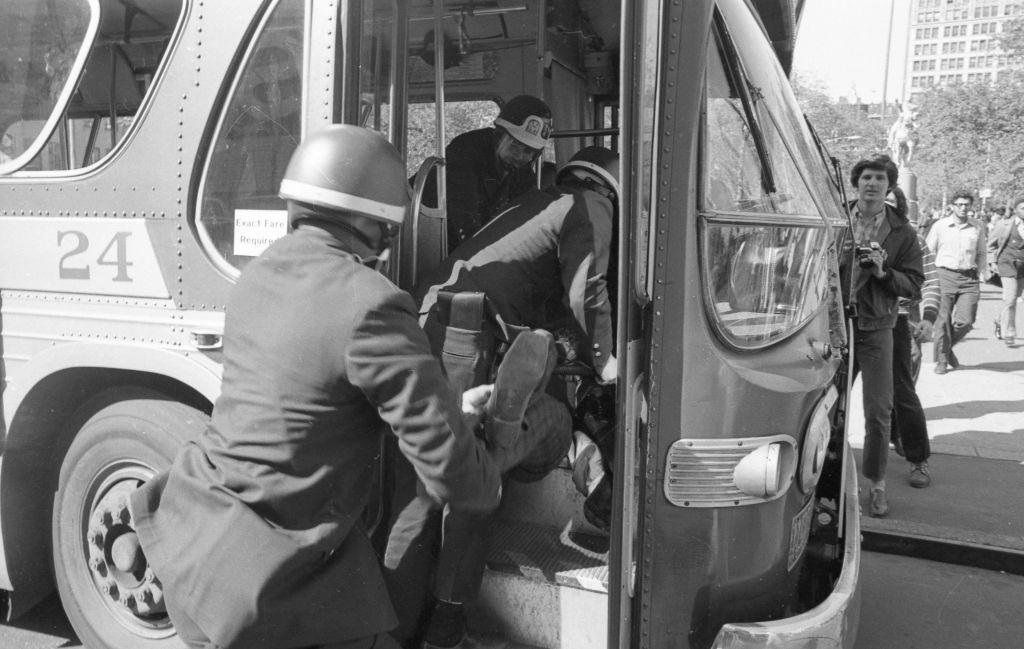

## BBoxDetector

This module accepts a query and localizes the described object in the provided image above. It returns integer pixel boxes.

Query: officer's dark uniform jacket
[417,180,614,372]
[841,201,924,330]
[131,223,502,649]
[423,127,539,250]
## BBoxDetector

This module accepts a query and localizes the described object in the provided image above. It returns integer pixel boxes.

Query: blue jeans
[934,268,980,362]
[852,324,893,482]
[891,315,930,465]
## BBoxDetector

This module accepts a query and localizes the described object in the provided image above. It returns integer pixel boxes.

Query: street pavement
[848,283,1024,564]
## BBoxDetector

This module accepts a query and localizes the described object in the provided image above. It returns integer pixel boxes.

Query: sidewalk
[847,285,1024,572]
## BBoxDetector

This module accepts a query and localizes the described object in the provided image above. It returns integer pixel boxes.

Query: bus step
[470,518,609,649]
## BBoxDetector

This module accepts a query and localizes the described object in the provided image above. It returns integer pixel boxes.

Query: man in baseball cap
[422,95,553,251]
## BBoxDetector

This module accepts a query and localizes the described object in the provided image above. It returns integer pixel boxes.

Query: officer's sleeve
[345,287,501,513]
[558,192,615,371]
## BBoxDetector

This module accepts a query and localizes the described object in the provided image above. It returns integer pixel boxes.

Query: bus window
[0,0,91,173]
[9,0,183,173]
[197,0,304,275]
[700,18,829,348]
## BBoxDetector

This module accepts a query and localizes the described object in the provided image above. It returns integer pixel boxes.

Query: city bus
[0,0,861,648]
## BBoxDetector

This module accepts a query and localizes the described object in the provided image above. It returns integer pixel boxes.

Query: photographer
[842,154,923,517]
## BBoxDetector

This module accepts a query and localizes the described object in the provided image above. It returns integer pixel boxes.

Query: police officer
[129,125,549,649]
[423,95,553,251]
[385,146,620,649]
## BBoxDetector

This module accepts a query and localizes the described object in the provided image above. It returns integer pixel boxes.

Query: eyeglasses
[952,202,971,207]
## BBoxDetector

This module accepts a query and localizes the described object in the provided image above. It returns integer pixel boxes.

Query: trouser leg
[855,325,893,482]
[949,280,980,347]
[433,505,493,605]
[383,458,444,644]
[933,271,958,362]
[1002,276,1021,339]
[891,316,930,464]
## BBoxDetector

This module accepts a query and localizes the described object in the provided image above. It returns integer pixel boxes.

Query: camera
[857,242,879,268]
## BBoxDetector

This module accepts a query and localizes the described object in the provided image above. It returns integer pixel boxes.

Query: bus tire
[52,388,208,649]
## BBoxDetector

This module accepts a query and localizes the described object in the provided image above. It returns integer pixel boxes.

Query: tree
[911,76,1024,210]
[791,73,888,178]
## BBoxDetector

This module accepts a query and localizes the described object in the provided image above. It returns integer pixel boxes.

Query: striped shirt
[899,232,939,322]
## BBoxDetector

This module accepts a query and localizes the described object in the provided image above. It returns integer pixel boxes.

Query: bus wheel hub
[86,484,166,616]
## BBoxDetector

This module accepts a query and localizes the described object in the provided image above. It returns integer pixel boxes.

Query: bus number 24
[58,230,133,282]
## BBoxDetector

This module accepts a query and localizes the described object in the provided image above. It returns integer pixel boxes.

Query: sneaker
[422,601,466,649]
[934,361,948,375]
[868,487,889,517]
[994,319,1002,340]
[909,462,931,488]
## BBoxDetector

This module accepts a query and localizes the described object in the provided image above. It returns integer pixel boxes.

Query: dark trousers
[934,268,980,362]
[891,315,931,465]
[851,324,893,483]
[382,459,493,644]
[167,595,401,649]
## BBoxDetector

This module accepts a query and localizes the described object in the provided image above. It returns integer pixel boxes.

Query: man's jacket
[842,202,924,330]
[418,181,615,373]
[421,127,539,250]
[131,224,501,649]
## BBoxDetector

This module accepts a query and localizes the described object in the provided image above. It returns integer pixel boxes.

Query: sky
[792,0,912,104]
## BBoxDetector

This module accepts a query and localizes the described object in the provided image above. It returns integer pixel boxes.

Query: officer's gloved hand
[598,354,617,384]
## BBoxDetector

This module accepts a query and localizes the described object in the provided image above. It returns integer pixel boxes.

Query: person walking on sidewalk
[987,196,1024,347]
[926,190,988,374]
[890,186,938,488]
[842,155,923,517]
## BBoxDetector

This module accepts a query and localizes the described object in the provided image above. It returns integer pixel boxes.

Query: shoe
[868,487,890,517]
[909,462,931,488]
[484,330,557,471]
[487,330,556,427]
[994,319,1002,340]
[948,349,960,369]
[421,601,466,649]
[934,362,948,375]
[892,436,905,458]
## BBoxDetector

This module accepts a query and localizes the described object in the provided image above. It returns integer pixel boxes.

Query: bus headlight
[733,442,796,499]
[799,386,838,494]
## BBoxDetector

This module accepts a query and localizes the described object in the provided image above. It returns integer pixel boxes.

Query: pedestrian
[988,196,1024,346]
[842,154,923,517]
[925,189,988,374]
[384,146,620,649]
[421,95,553,251]
[128,125,549,649]
[888,187,938,488]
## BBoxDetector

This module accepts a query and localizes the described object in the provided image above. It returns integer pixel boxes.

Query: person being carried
[421,94,553,251]
[384,146,619,649]
[129,126,551,649]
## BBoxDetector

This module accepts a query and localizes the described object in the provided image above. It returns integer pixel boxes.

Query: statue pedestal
[898,166,919,224]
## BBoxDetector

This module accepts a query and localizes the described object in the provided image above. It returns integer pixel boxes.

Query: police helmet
[279,125,409,227]
[557,146,620,198]
[493,95,553,151]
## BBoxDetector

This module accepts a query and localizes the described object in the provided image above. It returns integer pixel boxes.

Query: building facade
[905,0,1022,102]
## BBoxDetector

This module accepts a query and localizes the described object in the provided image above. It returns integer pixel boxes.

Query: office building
[905,0,1022,102]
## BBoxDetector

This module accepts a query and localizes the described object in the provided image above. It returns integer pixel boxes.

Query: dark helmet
[557,146,620,198]
[494,95,553,150]
[279,125,409,227]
